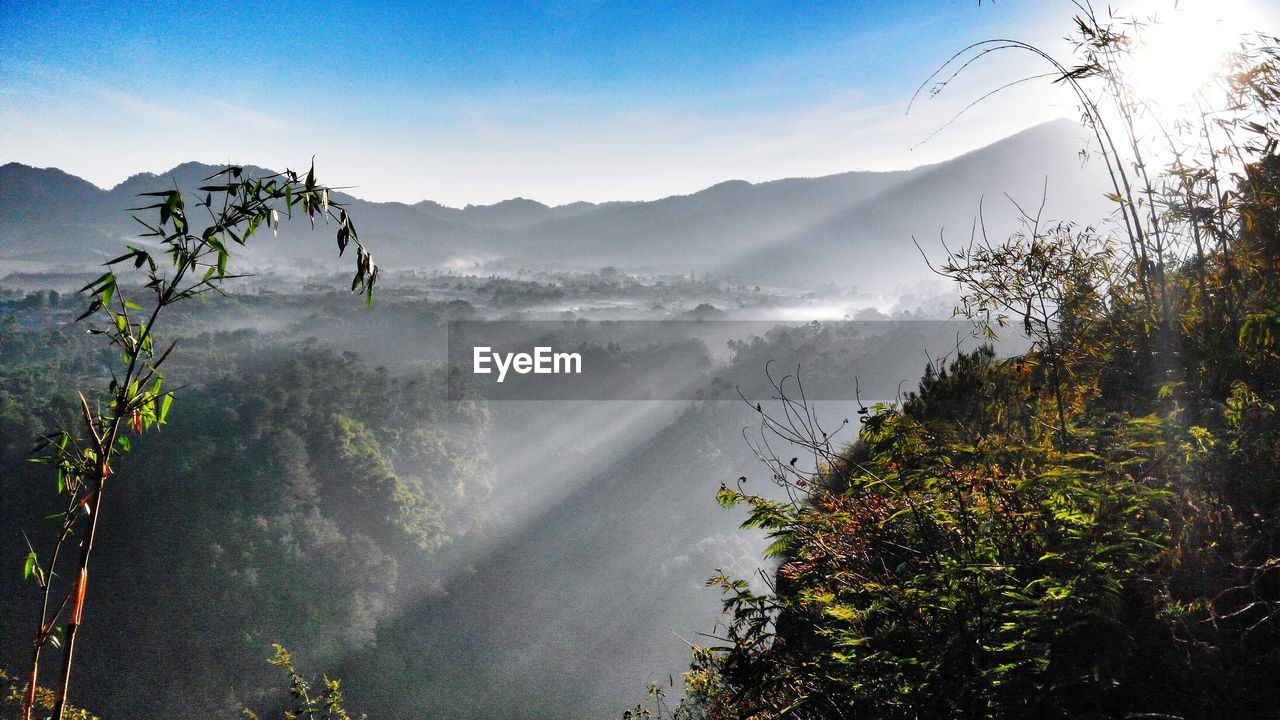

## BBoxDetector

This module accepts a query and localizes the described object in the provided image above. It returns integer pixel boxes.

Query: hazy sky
[0,1,1265,206]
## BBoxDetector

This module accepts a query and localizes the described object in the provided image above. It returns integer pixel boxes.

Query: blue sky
[0,1,1206,205]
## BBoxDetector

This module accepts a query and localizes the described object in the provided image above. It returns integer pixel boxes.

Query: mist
[1,118,1096,719]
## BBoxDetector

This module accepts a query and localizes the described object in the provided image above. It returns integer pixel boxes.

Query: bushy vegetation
[243,645,364,720]
[0,167,487,719]
[1,669,95,720]
[672,14,1280,720]
[0,330,490,718]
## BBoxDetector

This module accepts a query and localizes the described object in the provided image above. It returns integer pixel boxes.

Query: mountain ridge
[0,119,1108,288]
[0,118,1082,212]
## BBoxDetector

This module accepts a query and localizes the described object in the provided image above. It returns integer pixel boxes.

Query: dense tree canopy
[1,326,490,718]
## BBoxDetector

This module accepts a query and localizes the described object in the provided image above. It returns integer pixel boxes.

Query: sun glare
[1125,0,1260,109]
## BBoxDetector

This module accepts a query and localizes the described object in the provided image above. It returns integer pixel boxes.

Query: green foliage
[243,646,364,720]
[620,679,695,720]
[1,336,491,716]
[701,381,1174,718]
[1,670,96,720]
[13,163,379,720]
[323,414,447,553]
[681,16,1280,720]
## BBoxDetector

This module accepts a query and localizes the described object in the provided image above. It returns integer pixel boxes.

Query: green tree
[18,165,377,720]
[681,13,1280,720]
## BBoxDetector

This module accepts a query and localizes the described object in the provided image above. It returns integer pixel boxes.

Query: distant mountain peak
[2,119,1101,277]
[1,161,100,185]
[111,161,279,193]
[467,197,550,211]
[700,179,754,195]
[0,162,106,206]
[2,118,1086,210]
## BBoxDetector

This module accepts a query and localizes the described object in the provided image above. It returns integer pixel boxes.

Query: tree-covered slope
[674,25,1280,720]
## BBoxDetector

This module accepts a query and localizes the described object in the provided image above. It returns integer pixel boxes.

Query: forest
[656,14,1280,720]
[3,5,1280,720]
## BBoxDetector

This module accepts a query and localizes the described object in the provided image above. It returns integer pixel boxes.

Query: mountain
[0,120,1109,288]
[725,120,1109,288]
[0,162,119,258]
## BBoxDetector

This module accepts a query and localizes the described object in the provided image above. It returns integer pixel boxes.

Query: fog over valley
[10,0,1280,717]
[0,119,1100,718]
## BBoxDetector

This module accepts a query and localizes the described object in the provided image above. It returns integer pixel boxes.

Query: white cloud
[9,0,1262,207]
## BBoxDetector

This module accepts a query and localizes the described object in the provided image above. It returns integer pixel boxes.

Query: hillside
[1,120,1107,289]
[726,120,1108,288]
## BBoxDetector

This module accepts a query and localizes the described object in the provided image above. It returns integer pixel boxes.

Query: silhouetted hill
[0,120,1108,286]
[725,119,1109,289]
[0,162,118,256]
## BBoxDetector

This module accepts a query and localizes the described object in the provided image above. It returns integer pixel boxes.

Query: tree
[681,12,1280,720]
[18,164,377,720]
